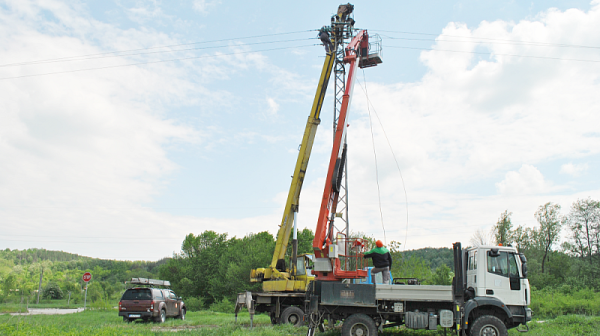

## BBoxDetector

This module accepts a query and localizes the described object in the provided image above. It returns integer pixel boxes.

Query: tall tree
[564,198,600,264]
[493,210,513,246]
[470,229,491,247]
[534,202,562,273]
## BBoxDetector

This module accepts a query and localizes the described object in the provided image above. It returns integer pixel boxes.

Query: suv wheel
[179,308,186,320]
[155,309,166,323]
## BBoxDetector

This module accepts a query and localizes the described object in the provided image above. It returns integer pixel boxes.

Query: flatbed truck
[305,243,532,336]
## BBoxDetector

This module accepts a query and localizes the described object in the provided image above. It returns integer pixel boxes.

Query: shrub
[184,296,205,312]
[208,298,234,313]
[42,282,64,300]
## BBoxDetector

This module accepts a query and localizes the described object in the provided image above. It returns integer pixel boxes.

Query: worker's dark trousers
[371,266,390,284]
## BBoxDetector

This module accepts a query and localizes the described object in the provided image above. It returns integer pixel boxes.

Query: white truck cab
[466,245,530,307]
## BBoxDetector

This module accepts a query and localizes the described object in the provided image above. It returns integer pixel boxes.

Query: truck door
[167,290,178,315]
[466,250,478,294]
[484,251,526,306]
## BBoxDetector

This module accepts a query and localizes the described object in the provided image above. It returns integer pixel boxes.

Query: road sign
[83,272,92,282]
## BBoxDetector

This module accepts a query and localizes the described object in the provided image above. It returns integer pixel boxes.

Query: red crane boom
[312,30,381,281]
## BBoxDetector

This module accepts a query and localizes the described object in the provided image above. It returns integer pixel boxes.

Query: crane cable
[361,70,386,246]
[359,70,410,251]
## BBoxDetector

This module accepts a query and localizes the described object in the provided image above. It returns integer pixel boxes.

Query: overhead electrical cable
[0,37,315,68]
[373,29,600,49]
[0,44,316,80]
[0,30,314,68]
[358,73,410,251]
[384,45,600,63]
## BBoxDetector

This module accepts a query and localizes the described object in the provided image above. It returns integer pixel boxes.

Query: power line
[0,30,314,68]
[0,37,314,68]
[0,44,316,80]
[385,45,600,63]
[373,29,600,50]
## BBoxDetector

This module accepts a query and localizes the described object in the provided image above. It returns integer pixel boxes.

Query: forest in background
[0,248,165,309]
[1,197,600,317]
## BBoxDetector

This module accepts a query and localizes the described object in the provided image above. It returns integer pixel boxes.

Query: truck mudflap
[463,297,514,330]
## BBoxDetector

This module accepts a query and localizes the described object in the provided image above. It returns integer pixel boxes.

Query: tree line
[3,198,598,312]
[0,248,164,306]
[476,197,600,290]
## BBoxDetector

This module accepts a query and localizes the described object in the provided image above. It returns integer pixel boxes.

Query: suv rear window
[122,288,152,300]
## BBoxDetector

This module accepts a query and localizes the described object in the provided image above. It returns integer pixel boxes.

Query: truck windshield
[122,289,152,300]
[487,251,519,278]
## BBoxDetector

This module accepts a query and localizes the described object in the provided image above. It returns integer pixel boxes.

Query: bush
[184,296,205,312]
[208,298,234,313]
[531,287,600,317]
[42,282,64,300]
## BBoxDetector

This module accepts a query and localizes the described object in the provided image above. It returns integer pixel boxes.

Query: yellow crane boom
[250,52,335,289]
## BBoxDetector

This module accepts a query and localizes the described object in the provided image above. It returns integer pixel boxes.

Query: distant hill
[398,247,454,271]
[0,248,169,275]
[1,248,92,264]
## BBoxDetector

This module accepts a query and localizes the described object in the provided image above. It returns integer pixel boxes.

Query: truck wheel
[470,315,508,336]
[178,308,186,320]
[342,313,377,336]
[279,306,305,326]
[154,309,166,323]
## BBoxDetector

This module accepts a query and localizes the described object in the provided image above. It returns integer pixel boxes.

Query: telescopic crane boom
[250,52,335,292]
[312,29,382,281]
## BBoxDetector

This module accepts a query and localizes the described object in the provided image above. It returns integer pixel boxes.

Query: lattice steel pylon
[329,10,355,240]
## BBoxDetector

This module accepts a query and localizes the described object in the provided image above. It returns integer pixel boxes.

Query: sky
[1,0,599,261]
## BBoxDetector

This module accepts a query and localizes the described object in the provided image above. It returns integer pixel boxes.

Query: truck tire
[154,309,166,323]
[279,306,305,326]
[470,315,508,336]
[342,313,377,336]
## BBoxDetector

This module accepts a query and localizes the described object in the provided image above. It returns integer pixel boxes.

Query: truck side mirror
[488,248,500,257]
[519,253,528,278]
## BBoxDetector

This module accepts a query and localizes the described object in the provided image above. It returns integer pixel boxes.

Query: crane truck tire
[279,306,305,326]
[470,315,508,336]
[341,313,377,336]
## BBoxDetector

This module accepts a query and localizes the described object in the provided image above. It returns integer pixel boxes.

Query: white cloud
[317,3,600,249]
[560,163,588,176]
[193,0,220,14]
[0,1,240,260]
[495,165,548,195]
[266,97,279,115]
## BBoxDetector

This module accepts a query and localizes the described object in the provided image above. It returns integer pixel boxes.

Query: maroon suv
[119,287,186,323]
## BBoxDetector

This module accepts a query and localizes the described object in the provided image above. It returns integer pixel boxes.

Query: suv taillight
[150,300,154,312]
[118,301,122,310]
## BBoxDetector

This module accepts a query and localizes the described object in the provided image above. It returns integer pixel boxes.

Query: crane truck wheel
[279,306,305,326]
[470,315,508,336]
[341,313,377,336]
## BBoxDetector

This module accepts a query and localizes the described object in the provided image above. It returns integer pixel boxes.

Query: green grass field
[1,310,600,335]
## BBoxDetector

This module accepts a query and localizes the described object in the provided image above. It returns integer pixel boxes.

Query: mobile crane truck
[234,4,382,327]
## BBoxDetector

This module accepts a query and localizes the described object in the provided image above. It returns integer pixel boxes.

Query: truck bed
[375,284,453,302]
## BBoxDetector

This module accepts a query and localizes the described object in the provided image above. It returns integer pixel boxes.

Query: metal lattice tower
[330,12,355,239]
